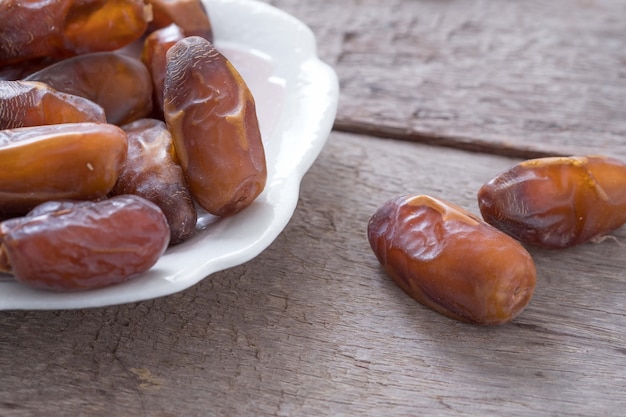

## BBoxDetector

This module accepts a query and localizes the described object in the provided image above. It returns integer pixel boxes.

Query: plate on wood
[0,0,339,310]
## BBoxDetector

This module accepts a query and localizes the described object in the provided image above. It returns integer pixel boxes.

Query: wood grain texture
[266,0,626,158]
[1,132,625,416]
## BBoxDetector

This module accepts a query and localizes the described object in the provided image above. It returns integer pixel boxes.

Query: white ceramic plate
[0,0,338,310]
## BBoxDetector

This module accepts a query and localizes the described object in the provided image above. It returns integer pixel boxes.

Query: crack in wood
[333,119,568,160]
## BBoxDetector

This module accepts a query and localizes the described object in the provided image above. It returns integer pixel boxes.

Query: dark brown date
[0,0,151,65]
[163,36,267,216]
[0,122,127,215]
[112,118,197,245]
[146,0,214,41]
[25,52,153,125]
[0,195,170,291]
[0,57,60,81]
[0,80,106,129]
[368,194,536,325]
[478,155,626,249]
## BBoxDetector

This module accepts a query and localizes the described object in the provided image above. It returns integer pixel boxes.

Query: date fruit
[163,36,267,216]
[112,118,197,245]
[0,195,170,291]
[0,122,127,215]
[0,0,151,65]
[0,80,106,129]
[147,0,214,41]
[141,24,187,117]
[478,156,626,249]
[25,52,153,125]
[0,57,60,81]
[368,194,536,325]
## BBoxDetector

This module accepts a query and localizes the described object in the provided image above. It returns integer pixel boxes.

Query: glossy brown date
[0,195,170,291]
[141,24,187,118]
[25,52,153,125]
[146,0,214,41]
[112,118,197,245]
[478,156,626,249]
[163,36,267,216]
[0,0,150,65]
[0,80,106,129]
[0,122,127,215]
[368,194,536,325]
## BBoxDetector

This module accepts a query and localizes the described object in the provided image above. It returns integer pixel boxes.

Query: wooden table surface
[2,0,626,416]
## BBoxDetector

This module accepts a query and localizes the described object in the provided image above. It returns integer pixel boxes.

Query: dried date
[112,118,197,245]
[0,58,60,81]
[0,195,170,291]
[0,80,106,129]
[368,194,536,325]
[478,156,626,249]
[163,36,267,216]
[25,52,153,125]
[0,0,151,65]
[0,122,127,216]
[146,0,214,41]
[141,24,187,118]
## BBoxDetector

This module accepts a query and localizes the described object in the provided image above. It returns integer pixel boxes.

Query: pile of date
[0,1,267,291]
[369,157,626,326]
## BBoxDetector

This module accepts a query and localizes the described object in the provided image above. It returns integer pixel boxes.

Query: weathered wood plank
[1,132,624,416]
[265,0,626,158]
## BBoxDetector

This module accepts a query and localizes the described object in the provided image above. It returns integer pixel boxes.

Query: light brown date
[0,0,151,65]
[478,155,626,249]
[368,194,536,325]
[163,36,267,216]
[0,195,170,291]
[0,80,106,129]
[112,118,197,245]
[146,0,214,41]
[0,122,127,216]
[25,52,153,125]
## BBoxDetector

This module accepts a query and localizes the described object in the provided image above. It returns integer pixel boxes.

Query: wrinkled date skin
[0,80,106,129]
[368,195,537,325]
[25,52,153,125]
[147,0,214,41]
[141,24,186,118]
[163,36,267,216]
[112,118,197,245]
[0,0,150,65]
[478,156,626,249]
[0,195,170,291]
[0,122,127,215]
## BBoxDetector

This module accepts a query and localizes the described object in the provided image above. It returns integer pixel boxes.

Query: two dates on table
[369,156,626,325]
[0,1,267,291]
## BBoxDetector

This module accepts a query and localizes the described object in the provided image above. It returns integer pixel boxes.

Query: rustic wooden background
[271,0,626,159]
[1,0,625,416]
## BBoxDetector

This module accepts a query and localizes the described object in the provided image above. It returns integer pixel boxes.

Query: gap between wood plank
[333,120,567,160]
